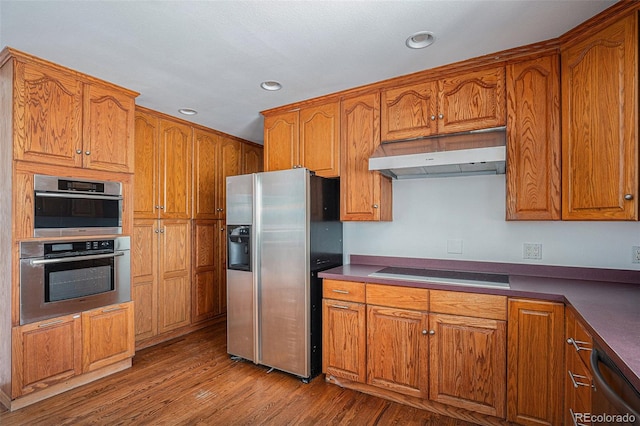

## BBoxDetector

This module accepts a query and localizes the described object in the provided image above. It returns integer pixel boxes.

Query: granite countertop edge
[319,257,640,392]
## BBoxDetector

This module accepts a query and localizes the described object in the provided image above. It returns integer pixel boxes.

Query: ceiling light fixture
[260,81,282,91]
[178,108,198,116]
[406,31,435,49]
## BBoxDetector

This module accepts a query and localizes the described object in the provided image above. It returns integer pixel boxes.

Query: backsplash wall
[343,175,640,270]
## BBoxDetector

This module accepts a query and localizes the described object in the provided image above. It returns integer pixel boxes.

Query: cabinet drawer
[366,283,428,311]
[323,279,365,303]
[430,290,506,320]
[566,309,593,369]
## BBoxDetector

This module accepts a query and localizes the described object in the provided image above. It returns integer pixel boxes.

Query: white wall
[343,175,640,270]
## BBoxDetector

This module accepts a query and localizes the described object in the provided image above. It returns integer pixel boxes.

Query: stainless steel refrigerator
[226,168,342,381]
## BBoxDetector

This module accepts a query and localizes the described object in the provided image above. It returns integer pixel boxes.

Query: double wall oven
[19,174,130,325]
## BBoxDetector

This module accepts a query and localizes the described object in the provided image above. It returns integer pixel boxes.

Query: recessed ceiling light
[406,31,435,49]
[260,81,282,91]
[178,108,198,116]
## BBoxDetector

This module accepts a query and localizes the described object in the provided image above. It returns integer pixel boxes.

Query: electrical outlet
[523,243,542,260]
[632,246,640,264]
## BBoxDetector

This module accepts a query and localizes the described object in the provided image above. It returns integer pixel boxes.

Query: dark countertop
[319,255,640,391]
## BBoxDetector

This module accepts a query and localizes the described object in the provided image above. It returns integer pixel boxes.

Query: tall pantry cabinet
[133,108,193,344]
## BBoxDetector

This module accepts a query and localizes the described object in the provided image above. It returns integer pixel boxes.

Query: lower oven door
[20,243,130,325]
[591,346,640,425]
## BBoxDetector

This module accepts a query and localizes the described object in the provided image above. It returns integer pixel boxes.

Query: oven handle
[35,191,122,200]
[590,347,640,418]
[30,251,126,265]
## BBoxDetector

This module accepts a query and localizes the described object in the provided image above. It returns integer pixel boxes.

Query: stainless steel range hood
[369,127,506,179]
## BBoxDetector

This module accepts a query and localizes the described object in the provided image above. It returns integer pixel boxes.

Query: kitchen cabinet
[561,12,638,220]
[564,308,593,426]
[134,109,192,219]
[340,92,392,221]
[380,66,505,142]
[366,284,429,399]
[11,302,133,399]
[242,143,264,174]
[507,298,564,426]
[429,290,507,418]
[263,100,340,177]
[506,55,561,220]
[192,220,227,323]
[81,302,135,373]
[322,280,366,383]
[131,219,192,342]
[193,129,241,220]
[12,56,136,173]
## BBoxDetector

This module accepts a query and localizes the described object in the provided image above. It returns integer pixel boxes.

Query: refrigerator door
[226,173,256,361]
[257,168,310,378]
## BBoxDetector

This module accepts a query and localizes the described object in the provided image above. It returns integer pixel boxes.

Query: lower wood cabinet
[507,298,564,426]
[11,302,134,399]
[429,313,506,418]
[192,220,227,323]
[564,307,593,426]
[132,218,191,344]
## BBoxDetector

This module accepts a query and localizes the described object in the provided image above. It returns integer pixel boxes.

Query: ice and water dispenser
[227,225,251,271]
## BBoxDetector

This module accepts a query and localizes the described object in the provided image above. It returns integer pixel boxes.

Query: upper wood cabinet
[12,57,136,172]
[193,130,241,219]
[507,298,564,426]
[380,67,506,142]
[561,12,638,220]
[242,143,264,174]
[506,55,561,220]
[263,100,340,177]
[134,109,192,219]
[341,92,392,221]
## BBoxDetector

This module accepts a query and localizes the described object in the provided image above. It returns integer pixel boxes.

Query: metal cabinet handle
[332,289,349,294]
[85,151,91,155]
[160,229,164,233]
[624,194,634,200]
[76,149,82,154]
[430,115,436,121]
[566,338,591,353]
[330,304,350,310]
[102,306,121,313]
[155,229,159,233]
[438,113,444,119]
[372,204,379,209]
[567,370,591,388]
[569,408,589,426]
[38,319,64,328]
[160,206,164,210]
[429,330,435,335]
[422,330,428,335]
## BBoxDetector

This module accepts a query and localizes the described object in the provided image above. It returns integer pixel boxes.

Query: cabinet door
[438,67,506,134]
[381,81,438,141]
[82,302,134,372]
[192,220,222,322]
[134,110,160,219]
[264,111,299,172]
[507,299,564,426]
[11,314,82,397]
[13,61,83,168]
[429,313,506,418]
[218,136,242,219]
[367,305,428,398]
[218,223,228,314]
[299,101,340,177]
[564,309,593,426]
[322,299,366,383]
[83,84,135,172]
[506,55,561,220]
[132,218,158,342]
[562,13,638,220]
[242,143,264,174]
[159,119,192,219]
[158,220,191,333]
[193,129,219,219]
[340,92,392,221]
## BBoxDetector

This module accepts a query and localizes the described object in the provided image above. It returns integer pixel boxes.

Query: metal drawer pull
[330,305,350,310]
[568,370,591,388]
[102,306,121,313]
[566,338,592,352]
[31,251,125,265]
[332,289,349,294]
[38,319,64,328]
[569,408,589,426]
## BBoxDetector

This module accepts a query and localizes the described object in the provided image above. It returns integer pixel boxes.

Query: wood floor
[0,321,479,425]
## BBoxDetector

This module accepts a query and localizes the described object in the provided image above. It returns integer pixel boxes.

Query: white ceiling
[0,0,616,144]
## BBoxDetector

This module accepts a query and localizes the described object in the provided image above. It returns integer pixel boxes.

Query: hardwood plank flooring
[0,322,479,425]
